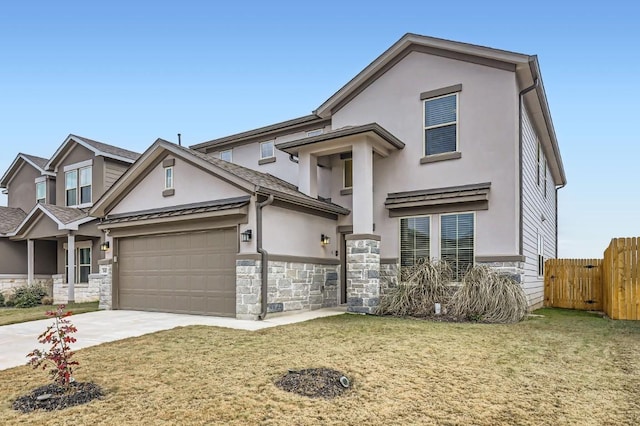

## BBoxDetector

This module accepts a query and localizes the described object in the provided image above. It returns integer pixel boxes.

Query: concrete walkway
[0,307,346,371]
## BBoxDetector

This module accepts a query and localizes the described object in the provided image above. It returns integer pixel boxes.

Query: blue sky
[0,1,638,258]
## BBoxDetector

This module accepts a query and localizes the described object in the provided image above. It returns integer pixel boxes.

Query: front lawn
[0,308,639,425]
[0,302,99,326]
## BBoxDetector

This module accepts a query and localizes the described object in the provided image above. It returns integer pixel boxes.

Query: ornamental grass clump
[377,259,455,317]
[448,265,528,323]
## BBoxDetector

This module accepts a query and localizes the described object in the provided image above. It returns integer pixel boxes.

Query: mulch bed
[274,368,350,399]
[13,382,103,413]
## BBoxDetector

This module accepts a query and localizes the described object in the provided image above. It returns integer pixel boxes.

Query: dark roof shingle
[0,207,26,234]
[21,154,49,170]
[70,134,141,161]
[40,204,90,225]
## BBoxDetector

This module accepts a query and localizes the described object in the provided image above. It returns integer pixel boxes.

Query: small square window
[260,141,274,159]
[219,150,232,162]
[165,167,174,189]
[424,93,458,156]
[343,159,353,189]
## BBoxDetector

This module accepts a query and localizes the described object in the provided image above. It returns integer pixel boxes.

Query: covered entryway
[117,228,237,317]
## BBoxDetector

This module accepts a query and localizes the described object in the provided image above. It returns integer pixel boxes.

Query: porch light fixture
[100,241,110,251]
[321,234,330,246]
[241,229,252,242]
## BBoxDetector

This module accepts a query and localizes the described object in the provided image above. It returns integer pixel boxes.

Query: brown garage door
[117,228,237,317]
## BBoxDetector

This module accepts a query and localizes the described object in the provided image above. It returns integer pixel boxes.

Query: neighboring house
[88,33,566,320]
[0,135,139,302]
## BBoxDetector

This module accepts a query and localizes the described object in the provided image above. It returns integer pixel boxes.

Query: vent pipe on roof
[177,133,182,146]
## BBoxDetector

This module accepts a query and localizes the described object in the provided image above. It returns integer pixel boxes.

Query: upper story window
[343,158,353,189]
[219,149,232,162]
[543,158,548,199]
[260,141,274,159]
[165,167,174,189]
[424,93,458,156]
[35,181,46,204]
[307,129,323,137]
[441,212,474,281]
[65,166,92,206]
[400,216,430,268]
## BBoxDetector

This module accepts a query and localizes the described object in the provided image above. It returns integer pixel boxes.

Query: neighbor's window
[400,216,430,268]
[79,166,92,204]
[65,170,78,206]
[441,213,474,280]
[537,232,545,277]
[165,166,174,189]
[219,149,232,162]
[343,158,353,189]
[260,141,274,159]
[543,158,548,199]
[36,181,46,204]
[424,93,458,156]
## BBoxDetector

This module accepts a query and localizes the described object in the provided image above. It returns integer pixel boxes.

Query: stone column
[235,257,262,320]
[346,234,380,314]
[97,259,113,310]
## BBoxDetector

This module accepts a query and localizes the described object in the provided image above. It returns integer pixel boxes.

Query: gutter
[518,77,539,255]
[256,194,274,320]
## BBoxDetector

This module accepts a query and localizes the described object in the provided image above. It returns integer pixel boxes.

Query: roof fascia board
[45,135,135,172]
[1,155,53,188]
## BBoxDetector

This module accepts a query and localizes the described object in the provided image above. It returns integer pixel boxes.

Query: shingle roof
[101,197,251,225]
[70,134,141,161]
[21,154,49,170]
[171,144,349,216]
[0,207,26,234]
[40,204,90,225]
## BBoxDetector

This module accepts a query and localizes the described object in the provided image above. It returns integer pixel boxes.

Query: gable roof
[0,207,27,234]
[9,203,93,238]
[90,139,350,218]
[0,153,54,188]
[45,134,141,171]
[314,33,566,186]
[190,114,330,153]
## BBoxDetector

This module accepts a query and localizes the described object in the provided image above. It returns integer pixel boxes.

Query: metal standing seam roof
[385,182,492,207]
[0,207,27,234]
[69,134,141,162]
[100,197,251,225]
[171,144,350,216]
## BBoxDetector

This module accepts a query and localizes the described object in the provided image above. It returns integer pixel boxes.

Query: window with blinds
[424,93,457,156]
[400,216,430,267]
[440,213,474,280]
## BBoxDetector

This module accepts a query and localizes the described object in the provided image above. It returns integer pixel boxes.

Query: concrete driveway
[0,307,346,371]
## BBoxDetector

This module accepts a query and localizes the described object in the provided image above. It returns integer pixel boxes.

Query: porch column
[27,239,34,285]
[352,140,374,234]
[297,150,318,198]
[67,233,75,303]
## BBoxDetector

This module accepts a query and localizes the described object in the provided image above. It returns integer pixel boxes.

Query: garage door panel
[118,228,237,316]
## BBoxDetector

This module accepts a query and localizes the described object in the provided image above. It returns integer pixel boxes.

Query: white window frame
[78,166,92,206]
[537,231,545,278]
[399,215,431,268]
[35,180,46,204]
[543,158,548,199]
[64,241,92,284]
[440,211,476,281]
[423,92,459,157]
[65,169,78,207]
[342,158,353,189]
[260,141,275,160]
[219,149,232,162]
[164,166,174,190]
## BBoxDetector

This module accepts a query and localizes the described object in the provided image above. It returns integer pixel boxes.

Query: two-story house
[88,33,565,320]
[0,135,139,302]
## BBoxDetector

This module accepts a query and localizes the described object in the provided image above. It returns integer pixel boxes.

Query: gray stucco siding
[521,105,557,307]
[7,162,40,213]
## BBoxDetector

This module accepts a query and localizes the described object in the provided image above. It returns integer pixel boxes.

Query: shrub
[41,296,54,305]
[448,265,528,324]
[27,305,79,390]
[13,284,48,308]
[0,292,4,307]
[377,259,455,317]
[4,294,15,307]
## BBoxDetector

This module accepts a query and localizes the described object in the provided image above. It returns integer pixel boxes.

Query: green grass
[0,302,99,326]
[1,307,639,425]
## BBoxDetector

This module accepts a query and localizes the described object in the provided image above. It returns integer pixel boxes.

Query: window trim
[342,158,353,189]
[543,158,548,199]
[35,180,46,204]
[423,92,459,158]
[440,211,476,281]
[219,149,232,162]
[65,169,78,207]
[78,166,92,206]
[399,215,432,269]
[537,231,545,278]
[259,141,275,160]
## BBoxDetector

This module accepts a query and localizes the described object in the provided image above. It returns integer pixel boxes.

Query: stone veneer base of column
[346,237,380,314]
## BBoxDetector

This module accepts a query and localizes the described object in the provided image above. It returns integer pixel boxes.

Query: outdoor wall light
[100,241,110,251]
[321,234,330,246]
[241,229,252,242]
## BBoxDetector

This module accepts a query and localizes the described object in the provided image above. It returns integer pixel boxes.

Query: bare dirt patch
[275,368,349,399]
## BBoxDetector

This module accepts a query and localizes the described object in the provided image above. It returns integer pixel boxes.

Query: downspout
[518,77,539,255]
[257,193,274,320]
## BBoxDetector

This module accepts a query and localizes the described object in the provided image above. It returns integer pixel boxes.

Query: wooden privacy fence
[544,237,640,320]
